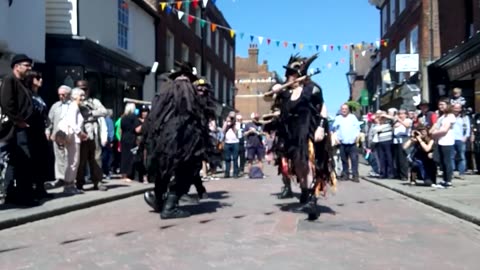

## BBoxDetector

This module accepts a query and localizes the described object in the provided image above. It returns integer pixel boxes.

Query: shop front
[38,35,150,117]
[378,83,421,111]
[428,32,480,112]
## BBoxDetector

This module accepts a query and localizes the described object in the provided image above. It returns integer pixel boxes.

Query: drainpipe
[429,0,434,61]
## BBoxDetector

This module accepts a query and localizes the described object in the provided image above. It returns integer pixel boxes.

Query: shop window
[381,4,388,36]
[214,69,219,100]
[390,0,396,26]
[166,29,175,71]
[206,18,211,47]
[410,25,419,54]
[181,43,189,62]
[399,0,406,14]
[215,31,219,55]
[229,45,234,69]
[117,0,129,50]
[223,39,228,64]
[222,76,227,104]
[195,7,201,36]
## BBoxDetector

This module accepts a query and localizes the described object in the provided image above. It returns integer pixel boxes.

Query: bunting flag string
[161,3,388,52]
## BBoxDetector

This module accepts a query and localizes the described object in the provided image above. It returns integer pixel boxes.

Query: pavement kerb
[0,186,152,231]
[362,177,480,227]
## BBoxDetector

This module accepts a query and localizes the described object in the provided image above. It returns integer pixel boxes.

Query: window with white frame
[206,19,211,47]
[206,62,212,86]
[214,69,219,100]
[214,32,219,55]
[195,53,201,75]
[390,50,395,71]
[195,7,201,36]
[381,4,388,36]
[181,43,189,62]
[381,58,388,93]
[182,2,190,25]
[223,40,228,64]
[410,25,419,54]
[117,0,129,50]
[166,29,175,71]
[229,46,234,69]
[390,0,396,26]
[399,0,406,14]
[398,40,406,82]
[222,76,227,104]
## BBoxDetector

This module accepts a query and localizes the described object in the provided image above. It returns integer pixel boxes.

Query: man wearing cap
[0,54,37,206]
[417,100,437,128]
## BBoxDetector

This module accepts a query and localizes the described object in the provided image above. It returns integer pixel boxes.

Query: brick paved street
[0,165,479,270]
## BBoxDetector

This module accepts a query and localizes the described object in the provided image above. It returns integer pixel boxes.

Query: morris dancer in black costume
[142,62,214,219]
[264,54,337,219]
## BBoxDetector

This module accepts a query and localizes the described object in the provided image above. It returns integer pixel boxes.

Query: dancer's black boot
[160,193,191,219]
[278,185,293,199]
[299,188,309,204]
[144,190,161,212]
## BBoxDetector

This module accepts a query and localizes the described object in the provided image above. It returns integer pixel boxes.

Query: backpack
[248,166,264,179]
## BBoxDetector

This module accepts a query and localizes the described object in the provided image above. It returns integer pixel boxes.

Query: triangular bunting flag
[250,35,254,42]
[176,1,182,9]
[166,6,172,14]
[375,41,380,48]
[276,41,280,47]
[327,63,332,69]
[355,54,359,58]
[357,43,362,50]
[229,29,235,38]
[188,15,194,24]
[202,0,209,8]
[192,0,199,9]
[267,38,271,45]
[258,36,264,45]
[177,10,185,20]
[361,50,367,56]
[335,61,339,66]
[160,2,166,11]
[283,41,288,48]
[299,43,304,50]
[330,45,334,51]
[240,32,245,39]
[315,45,319,51]
[322,45,327,52]
[210,23,217,32]
[293,43,297,49]
[200,19,206,28]
[337,45,341,51]
[344,44,349,50]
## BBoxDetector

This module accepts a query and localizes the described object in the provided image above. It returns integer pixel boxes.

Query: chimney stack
[248,44,259,71]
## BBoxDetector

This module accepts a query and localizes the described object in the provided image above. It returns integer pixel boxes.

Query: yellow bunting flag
[160,2,166,10]
[299,43,304,50]
[230,29,235,38]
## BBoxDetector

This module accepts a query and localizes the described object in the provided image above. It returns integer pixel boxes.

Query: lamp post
[346,70,357,100]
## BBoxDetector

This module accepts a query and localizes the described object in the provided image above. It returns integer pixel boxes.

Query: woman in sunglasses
[24,70,53,200]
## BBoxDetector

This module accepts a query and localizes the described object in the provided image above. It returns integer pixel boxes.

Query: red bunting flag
[330,45,334,51]
[283,41,288,48]
[344,44,349,50]
[192,0,199,9]
[188,15,195,24]
[267,38,271,45]
[355,54,359,58]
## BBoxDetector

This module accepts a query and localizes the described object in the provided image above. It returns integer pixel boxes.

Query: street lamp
[346,70,358,87]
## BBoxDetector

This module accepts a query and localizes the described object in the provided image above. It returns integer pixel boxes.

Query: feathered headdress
[283,53,318,77]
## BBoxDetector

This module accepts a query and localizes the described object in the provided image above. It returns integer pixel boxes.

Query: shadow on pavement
[274,202,336,216]
[182,201,232,216]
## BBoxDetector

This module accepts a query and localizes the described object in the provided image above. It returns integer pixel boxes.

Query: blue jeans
[224,143,239,177]
[340,143,359,178]
[451,140,466,175]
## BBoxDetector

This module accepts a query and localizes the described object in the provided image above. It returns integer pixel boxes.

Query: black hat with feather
[283,53,318,77]
[168,61,199,82]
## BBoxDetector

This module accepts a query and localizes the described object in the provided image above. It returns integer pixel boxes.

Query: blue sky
[216,0,380,114]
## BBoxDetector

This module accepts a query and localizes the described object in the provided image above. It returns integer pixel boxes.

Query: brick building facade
[369,0,480,111]
[153,0,236,116]
[234,44,275,118]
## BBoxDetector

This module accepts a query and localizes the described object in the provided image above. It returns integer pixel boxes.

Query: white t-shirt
[393,118,412,144]
[224,128,239,144]
[436,114,455,146]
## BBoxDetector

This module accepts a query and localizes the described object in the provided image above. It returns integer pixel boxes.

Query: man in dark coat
[0,54,37,206]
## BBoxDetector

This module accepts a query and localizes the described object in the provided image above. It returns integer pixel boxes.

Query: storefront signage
[447,53,480,81]
[395,54,419,72]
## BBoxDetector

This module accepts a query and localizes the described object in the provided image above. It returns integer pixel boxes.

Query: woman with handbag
[56,88,88,195]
